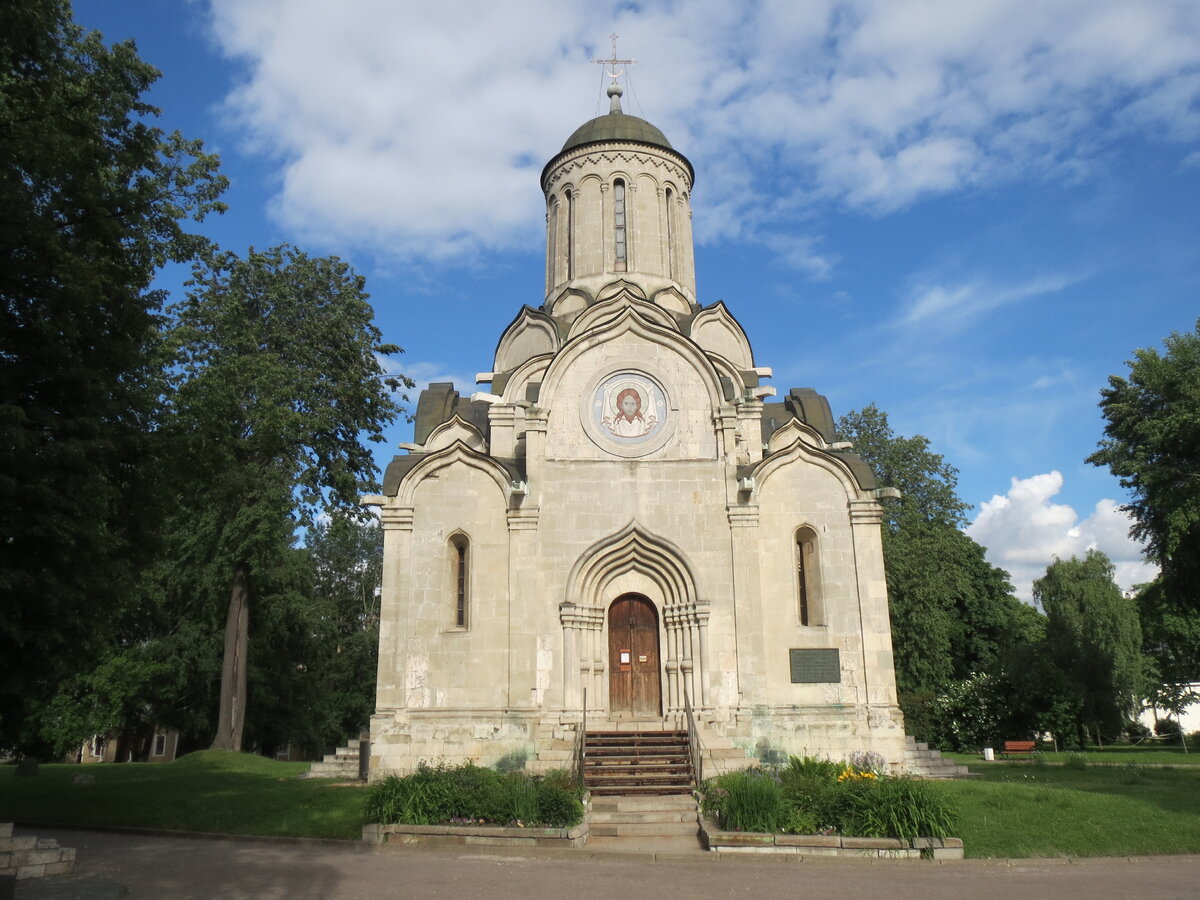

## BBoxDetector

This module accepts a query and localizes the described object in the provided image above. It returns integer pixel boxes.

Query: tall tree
[1035,550,1144,747]
[166,245,407,751]
[0,0,226,752]
[1089,319,1200,612]
[836,406,1016,692]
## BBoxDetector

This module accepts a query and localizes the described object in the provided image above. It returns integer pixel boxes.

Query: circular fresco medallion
[591,370,669,446]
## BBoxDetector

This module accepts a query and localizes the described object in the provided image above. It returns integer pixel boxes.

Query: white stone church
[366,80,940,781]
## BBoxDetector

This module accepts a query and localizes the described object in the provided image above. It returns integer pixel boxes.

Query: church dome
[560,110,674,154]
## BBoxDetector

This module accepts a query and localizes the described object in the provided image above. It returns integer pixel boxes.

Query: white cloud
[896,272,1084,334]
[205,0,1200,263]
[966,471,1158,602]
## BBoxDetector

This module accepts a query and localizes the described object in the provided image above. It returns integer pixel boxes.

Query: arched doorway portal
[608,594,661,717]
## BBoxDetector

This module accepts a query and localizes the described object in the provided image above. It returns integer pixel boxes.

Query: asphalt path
[14,827,1200,900]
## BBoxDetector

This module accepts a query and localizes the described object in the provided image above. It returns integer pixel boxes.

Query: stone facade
[368,85,912,777]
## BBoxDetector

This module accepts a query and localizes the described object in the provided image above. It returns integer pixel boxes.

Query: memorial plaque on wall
[789,648,841,683]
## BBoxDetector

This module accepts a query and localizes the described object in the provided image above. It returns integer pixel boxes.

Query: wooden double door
[608,594,662,717]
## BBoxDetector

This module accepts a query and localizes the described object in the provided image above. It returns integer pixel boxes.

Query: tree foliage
[1035,550,1144,747]
[165,245,408,751]
[836,406,1022,698]
[1089,319,1200,608]
[0,0,226,752]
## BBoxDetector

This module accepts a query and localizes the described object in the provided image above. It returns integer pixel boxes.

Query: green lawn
[4,751,1200,858]
[0,751,366,841]
[944,745,1200,767]
[938,760,1200,858]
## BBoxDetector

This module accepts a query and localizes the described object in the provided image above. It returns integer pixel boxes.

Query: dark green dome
[560,110,674,153]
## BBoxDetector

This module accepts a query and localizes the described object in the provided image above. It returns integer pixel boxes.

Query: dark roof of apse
[544,110,694,185]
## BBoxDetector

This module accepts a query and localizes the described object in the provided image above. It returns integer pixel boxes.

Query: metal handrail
[578,687,588,788]
[682,679,703,786]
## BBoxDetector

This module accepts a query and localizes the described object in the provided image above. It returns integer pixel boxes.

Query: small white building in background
[366,80,934,777]
[1140,686,1200,736]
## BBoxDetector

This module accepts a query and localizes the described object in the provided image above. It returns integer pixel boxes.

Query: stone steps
[586,793,701,840]
[305,738,364,779]
[583,729,694,795]
[902,736,971,778]
[0,823,76,881]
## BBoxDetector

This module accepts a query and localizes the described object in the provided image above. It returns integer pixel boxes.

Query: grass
[943,745,1200,767]
[0,751,366,841]
[938,761,1200,858]
[5,751,1200,858]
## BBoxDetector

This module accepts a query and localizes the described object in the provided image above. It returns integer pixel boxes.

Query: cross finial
[592,32,636,80]
[592,34,636,113]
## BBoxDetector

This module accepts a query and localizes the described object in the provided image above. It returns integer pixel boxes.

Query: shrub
[363,762,584,828]
[830,776,957,840]
[1155,718,1183,741]
[782,755,841,784]
[535,780,584,827]
[705,770,786,833]
[1064,752,1089,770]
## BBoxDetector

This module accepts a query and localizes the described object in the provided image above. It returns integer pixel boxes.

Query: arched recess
[689,302,754,370]
[557,522,710,714]
[394,441,515,508]
[494,306,561,374]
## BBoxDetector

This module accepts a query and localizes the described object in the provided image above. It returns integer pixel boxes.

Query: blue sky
[72,0,1198,599]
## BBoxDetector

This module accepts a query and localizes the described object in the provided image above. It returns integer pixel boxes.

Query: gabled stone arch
[395,441,515,508]
[766,418,826,454]
[567,521,699,610]
[494,306,561,373]
[566,290,680,342]
[500,354,553,405]
[707,352,748,401]
[595,278,648,304]
[690,302,754,370]
[559,521,711,712]
[547,287,591,320]
[652,285,692,315]
[752,437,873,501]
[423,415,488,454]
[547,306,724,412]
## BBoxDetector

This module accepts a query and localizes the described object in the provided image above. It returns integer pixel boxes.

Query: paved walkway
[14,827,1200,900]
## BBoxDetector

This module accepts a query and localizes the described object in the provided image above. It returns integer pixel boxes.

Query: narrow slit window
[665,187,674,277]
[566,189,575,280]
[547,200,558,288]
[613,180,626,269]
[452,536,469,628]
[795,528,820,626]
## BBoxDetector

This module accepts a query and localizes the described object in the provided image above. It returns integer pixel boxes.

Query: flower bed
[698,753,963,858]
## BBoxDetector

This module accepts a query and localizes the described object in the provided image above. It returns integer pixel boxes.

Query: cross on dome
[592,33,636,113]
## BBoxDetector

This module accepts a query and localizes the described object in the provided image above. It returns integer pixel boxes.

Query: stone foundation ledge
[363,821,588,849]
[700,819,963,860]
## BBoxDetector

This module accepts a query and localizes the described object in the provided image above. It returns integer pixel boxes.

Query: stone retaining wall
[700,819,963,859]
[0,823,76,880]
[363,821,588,849]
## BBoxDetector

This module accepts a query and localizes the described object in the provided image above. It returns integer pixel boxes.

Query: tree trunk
[211,563,250,752]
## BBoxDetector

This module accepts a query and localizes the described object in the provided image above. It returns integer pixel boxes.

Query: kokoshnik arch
[364,78,928,776]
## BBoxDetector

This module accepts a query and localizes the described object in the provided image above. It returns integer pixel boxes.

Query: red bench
[1002,740,1037,758]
